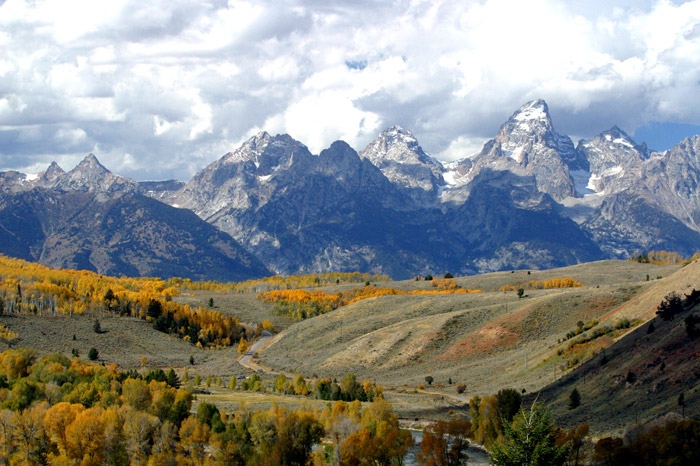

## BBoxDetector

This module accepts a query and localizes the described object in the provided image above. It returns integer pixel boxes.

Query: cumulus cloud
[1,0,699,180]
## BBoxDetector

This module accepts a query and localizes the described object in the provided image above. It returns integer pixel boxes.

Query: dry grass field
[257,261,682,394]
[3,259,697,436]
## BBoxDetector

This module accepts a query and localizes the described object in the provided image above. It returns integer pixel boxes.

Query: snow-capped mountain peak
[360,126,445,197]
[503,99,555,140]
[224,131,273,165]
[512,98,550,123]
[361,126,439,166]
[464,99,577,200]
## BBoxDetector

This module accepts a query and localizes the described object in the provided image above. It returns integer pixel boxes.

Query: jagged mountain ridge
[0,158,270,281]
[3,99,700,279]
[170,99,700,277]
[358,126,445,204]
[172,137,453,277]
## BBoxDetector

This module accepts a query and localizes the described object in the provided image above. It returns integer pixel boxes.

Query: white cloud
[279,91,381,153]
[54,127,87,145]
[1,0,700,180]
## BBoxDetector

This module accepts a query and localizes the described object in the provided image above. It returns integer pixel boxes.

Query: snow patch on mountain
[507,146,526,163]
[514,101,548,121]
[570,169,597,196]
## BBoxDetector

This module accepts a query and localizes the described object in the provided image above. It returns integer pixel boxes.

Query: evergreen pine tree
[568,388,581,410]
[490,401,569,466]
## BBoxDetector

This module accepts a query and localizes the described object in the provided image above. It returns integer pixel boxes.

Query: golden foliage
[498,277,583,292]
[257,284,482,320]
[630,250,700,265]
[0,254,242,347]
[0,325,18,347]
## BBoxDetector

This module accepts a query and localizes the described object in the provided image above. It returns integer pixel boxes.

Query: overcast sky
[2,0,700,181]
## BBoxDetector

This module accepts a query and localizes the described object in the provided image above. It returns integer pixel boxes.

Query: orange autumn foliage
[498,277,583,292]
[257,283,482,320]
[0,254,241,347]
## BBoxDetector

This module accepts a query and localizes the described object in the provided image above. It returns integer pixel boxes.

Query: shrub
[88,347,99,361]
[615,318,631,329]
[656,292,684,320]
[568,388,581,409]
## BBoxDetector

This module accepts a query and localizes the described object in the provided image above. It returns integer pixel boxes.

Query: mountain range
[2,99,699,280]
[0,155,269,281]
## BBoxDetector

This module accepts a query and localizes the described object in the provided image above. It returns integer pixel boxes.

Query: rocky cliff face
[640,135,700,231]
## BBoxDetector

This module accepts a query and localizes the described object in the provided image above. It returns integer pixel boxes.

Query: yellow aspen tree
[65,407,106,466]
[44,402,86,456]
[0,410,14,464]
[121,378,152,411]
[122,407,159,465]
[237,338,249,354]
[12,403,50,465]
[178,417,211,466]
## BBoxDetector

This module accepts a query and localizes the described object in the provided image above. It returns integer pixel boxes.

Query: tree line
[630,250,700,265]
[0,255,243,348]
[166,271,391,294]
[498,277,583,292]
[257,281,482,321]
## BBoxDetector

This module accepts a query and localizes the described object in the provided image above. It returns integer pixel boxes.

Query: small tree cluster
[469,388,522,448]
[593,419,700,465]
[656,292,684,320]
[417,418,472,465]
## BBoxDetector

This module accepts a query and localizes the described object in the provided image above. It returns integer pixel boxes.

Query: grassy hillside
[257,260,688,429]
[1,256,696,437]
[536,259,700,437]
